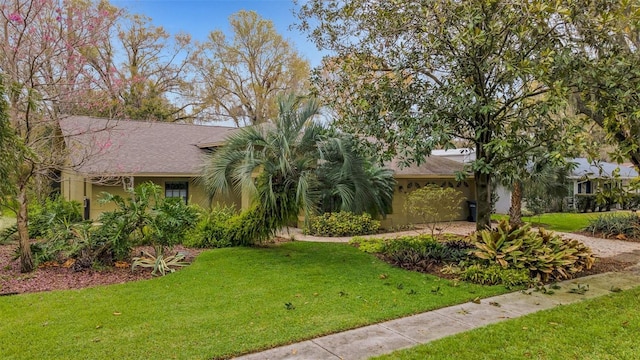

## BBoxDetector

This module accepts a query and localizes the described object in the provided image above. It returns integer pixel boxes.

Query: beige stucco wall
[60,171,242,220]
[380,177,476,229]
[60,170,88,204]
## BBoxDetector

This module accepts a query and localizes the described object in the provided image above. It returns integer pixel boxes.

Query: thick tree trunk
[475,171,492,230]
[16,182,33,273]
[509,180,523,227]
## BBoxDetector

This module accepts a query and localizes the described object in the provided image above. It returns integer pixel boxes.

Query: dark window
[578,181,592,194]
[165,181,188,203]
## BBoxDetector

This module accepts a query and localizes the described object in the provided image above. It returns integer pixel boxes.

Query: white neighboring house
[428,150,639,213]
[430,148,476,164]
[568,158,639,210]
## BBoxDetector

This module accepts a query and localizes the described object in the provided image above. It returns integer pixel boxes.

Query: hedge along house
[381,156,476,228]
[59,116,242,220]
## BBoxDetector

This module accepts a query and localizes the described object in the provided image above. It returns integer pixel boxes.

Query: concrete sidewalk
[234,271,640,360]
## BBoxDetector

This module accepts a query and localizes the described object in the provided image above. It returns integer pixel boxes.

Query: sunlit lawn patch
[375,286,640,360]
[492,212,599,232]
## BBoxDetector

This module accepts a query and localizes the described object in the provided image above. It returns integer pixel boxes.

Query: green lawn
[492,212,599,232]
[375,285,640,360]
[0,242,508,360]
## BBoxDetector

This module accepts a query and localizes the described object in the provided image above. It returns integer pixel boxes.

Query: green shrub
[458,264,531,287]
[184,205,236,248]
[304,211,380,237]
[98,182,199,261]
[470,220,596,282]
[358,234,471,273]
[388,240,470,271]
[185,205,281,248]
[350,235,473,262]
[1,223,17,244]
[97,183,159,260]
[151,198,199,248]
[378,235,438,255]
[623,194,640,210]
[442,239,475,263]
[387,245,456,272]
[20,221,113,269]
[584,213,640,239]
[28,196,82,239]
[225,206,277,246]
[575,194,598,212]
[349,236,386,253]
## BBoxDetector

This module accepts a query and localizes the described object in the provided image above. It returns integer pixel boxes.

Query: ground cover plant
[0,242,508,359]
[585,212,640,241]
[491,212,598,233]
[469,221,595,283]
[374,286,640,360]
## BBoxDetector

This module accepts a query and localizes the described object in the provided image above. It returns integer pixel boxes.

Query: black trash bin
[466,200,477,222]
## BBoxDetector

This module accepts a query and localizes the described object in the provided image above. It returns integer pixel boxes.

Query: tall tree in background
[78,13,197,121]
[297,0,579,229]
[115,14,196,121]
[193,10,310,126]
[0,0,119,272]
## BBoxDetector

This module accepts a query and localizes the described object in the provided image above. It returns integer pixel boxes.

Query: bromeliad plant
[470,220,596,282]
[131,250,188,276]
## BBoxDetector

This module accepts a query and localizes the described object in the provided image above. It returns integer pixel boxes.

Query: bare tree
[192,10,310,126]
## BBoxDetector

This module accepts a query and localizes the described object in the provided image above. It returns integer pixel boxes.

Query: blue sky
[111,0,325,67]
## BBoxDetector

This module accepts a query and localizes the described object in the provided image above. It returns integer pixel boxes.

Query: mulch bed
[0,243,204,296]
[0,238,636,296]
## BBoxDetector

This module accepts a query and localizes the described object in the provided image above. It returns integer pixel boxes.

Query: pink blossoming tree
[0,0,120,272]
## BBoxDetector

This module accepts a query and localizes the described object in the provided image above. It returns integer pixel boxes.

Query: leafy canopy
[297,0,580,228]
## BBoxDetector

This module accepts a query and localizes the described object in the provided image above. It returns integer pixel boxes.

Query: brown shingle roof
[60,116,238,176]
[386,156,465,178]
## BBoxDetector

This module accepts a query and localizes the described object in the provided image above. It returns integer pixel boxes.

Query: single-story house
[478,156,639,214]
[59,116,243,219]
[568,158,639,211]
[60,116,476,225]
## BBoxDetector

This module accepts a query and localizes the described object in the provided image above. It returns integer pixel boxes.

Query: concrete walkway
[242,225,640,359]
[235,271,640,360]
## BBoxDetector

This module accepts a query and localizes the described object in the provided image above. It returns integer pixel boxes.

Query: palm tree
[201,95,395,235]
[499,154,574,226]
